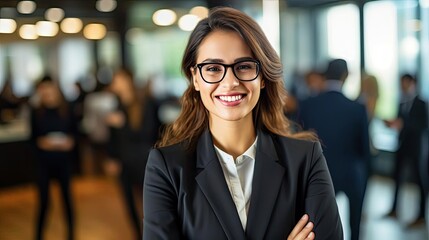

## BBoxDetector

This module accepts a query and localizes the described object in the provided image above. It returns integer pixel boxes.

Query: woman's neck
[209,115,256,160]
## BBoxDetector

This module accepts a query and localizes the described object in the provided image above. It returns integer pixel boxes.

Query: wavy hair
[157,7,315,148]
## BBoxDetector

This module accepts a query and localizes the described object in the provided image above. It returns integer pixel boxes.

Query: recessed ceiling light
[83,23,107,40]
[17,1,36,14]
[0,19,17,33]
[36,21,59,37]
[153,9,177,26]
[19,24,38,39]
[190,6,209,19]
[96,0,117,12]
[45,8,65,22]
[178,14,199,31]
[61,18,83,34]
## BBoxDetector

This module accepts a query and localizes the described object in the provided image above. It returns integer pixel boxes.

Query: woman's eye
[236,64,252,71]
[204,65,222,72]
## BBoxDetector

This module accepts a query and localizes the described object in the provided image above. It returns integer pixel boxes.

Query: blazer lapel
[246,130,285,239]
[195,129,246,240]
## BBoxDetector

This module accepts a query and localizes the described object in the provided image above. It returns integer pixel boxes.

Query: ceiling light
[0,19,17,33]
[178,14,199,31]
[17,1,36,14]
[96,0,117,12]
[19,24,38,39]
[60,18,83,34]
[190,6,209,19]
[83,23,107,40]
[45,8,65,22]
[153,9,177,26]
[36,21,59,37]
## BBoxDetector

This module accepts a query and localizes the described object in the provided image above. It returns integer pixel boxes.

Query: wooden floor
[0,175,428,240]
[0,176,138,240]
[340,175,429,240]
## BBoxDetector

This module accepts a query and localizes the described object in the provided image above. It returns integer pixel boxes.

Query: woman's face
[38,82,61,107]
[192,30,264,125]
[111,72,134,105]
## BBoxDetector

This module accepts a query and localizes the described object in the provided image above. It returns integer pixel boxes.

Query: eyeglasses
[194,59,261,84]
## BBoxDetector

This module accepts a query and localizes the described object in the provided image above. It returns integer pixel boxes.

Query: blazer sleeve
[305,142,343,240]
[143,148,182,240]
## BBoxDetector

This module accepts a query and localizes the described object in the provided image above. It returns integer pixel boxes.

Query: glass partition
[325,3,361,100]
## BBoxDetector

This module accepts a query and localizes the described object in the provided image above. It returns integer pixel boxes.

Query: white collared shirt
[214,137,257,230]
[324,79,343,92]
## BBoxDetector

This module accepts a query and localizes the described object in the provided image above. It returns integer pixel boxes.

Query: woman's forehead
[196,30,253,62]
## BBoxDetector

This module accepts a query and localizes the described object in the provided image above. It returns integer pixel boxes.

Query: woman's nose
[220,67,239,88]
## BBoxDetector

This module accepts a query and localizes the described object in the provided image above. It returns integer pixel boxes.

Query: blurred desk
[0,119,35,188]
[370,118,398,153]
[0,119,30,143]
[369,118,398,177]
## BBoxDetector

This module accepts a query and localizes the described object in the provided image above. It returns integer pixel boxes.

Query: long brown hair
[158,7,315,147]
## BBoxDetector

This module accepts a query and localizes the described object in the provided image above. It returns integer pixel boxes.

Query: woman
[143,7,343,240]
[105,68,161,240]
[357,73,379,122]
[30,76,76,240]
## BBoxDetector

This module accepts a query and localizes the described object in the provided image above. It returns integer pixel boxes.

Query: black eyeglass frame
[194,59,261,84]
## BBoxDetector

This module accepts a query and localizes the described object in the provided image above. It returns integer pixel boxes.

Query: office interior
[0,0,428,239]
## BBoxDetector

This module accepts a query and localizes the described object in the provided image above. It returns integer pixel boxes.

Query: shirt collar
[214,136,258,165]
[324,80,343,92]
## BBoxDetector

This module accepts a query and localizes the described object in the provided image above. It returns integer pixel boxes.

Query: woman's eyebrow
[201,58,224,63]
[234,57,254,62]
[200,56,254,63]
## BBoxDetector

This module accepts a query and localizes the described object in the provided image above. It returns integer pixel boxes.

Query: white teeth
[219,95,243,102]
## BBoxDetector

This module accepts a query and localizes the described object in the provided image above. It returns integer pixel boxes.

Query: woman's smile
[215,93,247,106]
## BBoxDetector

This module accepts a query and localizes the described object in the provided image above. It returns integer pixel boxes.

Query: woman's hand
[287,214,315,240]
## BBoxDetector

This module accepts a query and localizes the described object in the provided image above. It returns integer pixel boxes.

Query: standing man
[384,73,428,228]
[298,59,370,240]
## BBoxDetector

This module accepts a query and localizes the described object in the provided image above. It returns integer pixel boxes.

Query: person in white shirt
[143,7,343,240]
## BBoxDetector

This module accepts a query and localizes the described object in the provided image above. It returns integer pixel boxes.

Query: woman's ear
[191,68,200,91]
[261,79,265,89]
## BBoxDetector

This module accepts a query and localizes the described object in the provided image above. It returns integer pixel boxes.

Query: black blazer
[143,129,343,240]
[298,91,370,189]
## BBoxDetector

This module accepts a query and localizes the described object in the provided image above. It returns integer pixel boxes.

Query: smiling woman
[143,6,343,240]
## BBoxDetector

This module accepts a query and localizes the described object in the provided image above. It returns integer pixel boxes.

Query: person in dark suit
[143,7,343,240]
[298,59,370,240]
[384,73,428,228]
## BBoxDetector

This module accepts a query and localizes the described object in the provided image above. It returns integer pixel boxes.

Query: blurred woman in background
[30,76,77,240]
[105,68,161,240]
[357,73,379,122]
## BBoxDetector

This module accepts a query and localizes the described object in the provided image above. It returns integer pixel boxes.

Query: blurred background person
[298,59,371,240]
[384,73,428,228]
[30,76,77,240]
[82,77,117,176]
[104,68,162,240]
[357,73,380,171]
[285,69,325,130]
[304,70,326,98]
[357,73,379,123]
[0,79,27,125]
